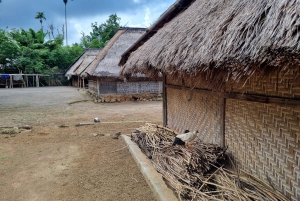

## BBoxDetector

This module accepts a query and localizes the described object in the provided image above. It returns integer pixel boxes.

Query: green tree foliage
[0,13,121,75]
[1,28,84,74]
[0,29,20,66]
[81,14,121,48]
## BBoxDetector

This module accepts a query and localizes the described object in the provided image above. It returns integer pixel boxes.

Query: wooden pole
[97,77,100,96]
[220,98,226,148]
[10,75,12,88]
[36,75,39,87]
[163,74,167,127]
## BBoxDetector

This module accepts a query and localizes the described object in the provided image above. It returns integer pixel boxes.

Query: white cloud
[133,0,140,3]
[61,1,176,45]
[143,7,151,27]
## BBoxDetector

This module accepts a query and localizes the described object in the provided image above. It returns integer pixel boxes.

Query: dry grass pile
[131,123,289,201]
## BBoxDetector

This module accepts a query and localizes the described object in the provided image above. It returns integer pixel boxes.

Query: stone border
[122,135,178,201]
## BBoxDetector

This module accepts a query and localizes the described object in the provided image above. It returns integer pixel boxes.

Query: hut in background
[119,0,300,200]
[65,48,101,88]
[86,28,162,100]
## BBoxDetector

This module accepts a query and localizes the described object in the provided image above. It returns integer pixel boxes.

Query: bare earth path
[0,87,162,201]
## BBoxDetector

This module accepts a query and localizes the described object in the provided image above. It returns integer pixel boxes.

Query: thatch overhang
[90,28,146,79]
[120,0,300,90]
[65,48,101,78]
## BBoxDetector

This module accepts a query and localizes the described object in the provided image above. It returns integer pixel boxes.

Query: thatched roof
[91,28,146,78]
[65,48,101,77]
[120,0,300,90]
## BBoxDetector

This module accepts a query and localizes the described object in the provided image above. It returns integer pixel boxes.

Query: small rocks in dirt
[111,132,121,139]
[92,133,105,137]
[94,117,100,122]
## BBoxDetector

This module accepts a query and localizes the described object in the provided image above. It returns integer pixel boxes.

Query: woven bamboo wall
[227,68,300,99]
[117,81,162,94]
[88,79,97,94]
[226,99,300,200]
[166,87,222,144]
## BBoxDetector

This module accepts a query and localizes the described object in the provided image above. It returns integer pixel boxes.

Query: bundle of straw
[131,123,289,201]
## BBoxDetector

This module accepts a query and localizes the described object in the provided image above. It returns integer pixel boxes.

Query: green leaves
[1,28,84,74]
[81,14,121,48]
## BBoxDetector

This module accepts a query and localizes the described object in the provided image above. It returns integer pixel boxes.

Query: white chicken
[172,130,199,148]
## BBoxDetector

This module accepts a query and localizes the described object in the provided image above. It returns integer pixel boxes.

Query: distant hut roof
[65,48,101,77]
[120,0,300,90]
[91,28,146,78]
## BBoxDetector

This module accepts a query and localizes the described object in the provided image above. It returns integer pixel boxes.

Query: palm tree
[35,12,46,32]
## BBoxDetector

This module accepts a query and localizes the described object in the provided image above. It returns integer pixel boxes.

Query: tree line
[0,13,121,74]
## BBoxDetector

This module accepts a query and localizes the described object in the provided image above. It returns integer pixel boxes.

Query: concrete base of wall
[122,135,178,201]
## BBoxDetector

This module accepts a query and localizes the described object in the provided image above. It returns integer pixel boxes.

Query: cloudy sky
[0,0,176,45]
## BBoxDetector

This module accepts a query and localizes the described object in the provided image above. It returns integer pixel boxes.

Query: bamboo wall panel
[99,82,117,94]
[226,99,300,201]
[227,68,300,99]
[117,81,162,94]
[166,87,221,144]
[99,81,162,95]
[88,80,97,93]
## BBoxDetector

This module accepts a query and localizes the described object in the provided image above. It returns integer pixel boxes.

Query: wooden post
[163,74,167,127]
[36,75,39,87]
[220,98,226,148]
[97,77,100,96]
[10,75,12,88]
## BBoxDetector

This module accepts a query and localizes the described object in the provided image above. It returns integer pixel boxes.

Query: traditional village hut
[119,0,300,200]
[86,28,162,98]
[65,48,101,88]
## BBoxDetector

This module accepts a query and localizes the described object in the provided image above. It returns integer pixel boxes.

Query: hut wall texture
[226,99,300,200]
[224,68,300,200]
[88,79,97,94]
[166,87,222,145]
[226,68,300,99]
[116,81,162,94]
[98,81,162,95]
[165,67,300,200]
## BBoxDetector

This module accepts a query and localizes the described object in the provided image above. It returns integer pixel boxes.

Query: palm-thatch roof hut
[88,28,162,98]
[119,0,300,200]
[65,48,101,88]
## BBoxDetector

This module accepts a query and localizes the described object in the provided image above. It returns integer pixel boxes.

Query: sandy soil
[0,87,163,201]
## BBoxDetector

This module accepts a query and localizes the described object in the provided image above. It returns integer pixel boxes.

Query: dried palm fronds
[131,123,289,201]
[120,0,300,91]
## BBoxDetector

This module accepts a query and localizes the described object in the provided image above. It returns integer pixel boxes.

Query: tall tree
[35,12,46,32]
[81,14,121,48]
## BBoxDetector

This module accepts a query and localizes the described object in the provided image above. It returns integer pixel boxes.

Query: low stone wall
[87,90,162,103]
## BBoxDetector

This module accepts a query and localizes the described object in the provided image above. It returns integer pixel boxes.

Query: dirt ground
[0,87,163,201]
